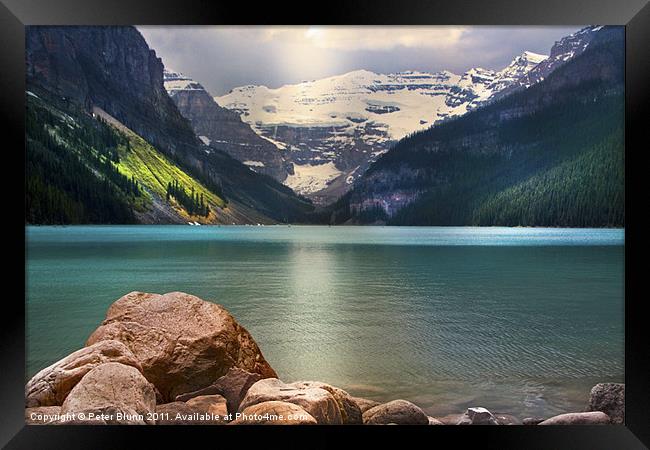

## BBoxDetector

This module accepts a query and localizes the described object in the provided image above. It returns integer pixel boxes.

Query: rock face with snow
[215,53,547,203]
[164,70,290,181]
[491,26,611,101]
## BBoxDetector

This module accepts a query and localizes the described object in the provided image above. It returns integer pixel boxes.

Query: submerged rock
[456,407,499,425]
[86,291,277,401]
[231,401,318,425]
[589,383,624,424]
[25,340,142,407]
[175,367,261,414]
[61,362,156,424]
[239,378,343,424]
[362,400,429,425]
[538,411,610,425]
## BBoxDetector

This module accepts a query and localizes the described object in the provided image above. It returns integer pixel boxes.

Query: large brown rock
[291,381,362,424]
[61,362,157,424]
[239,378,343,424]
[86,291,277,401]
[538,411,610,425]
[231,401,318,425]
[351,396,381,414]
[175,367,262,414]
[25,340,142,407]
[589,383,625,424]
[362,400,429,425]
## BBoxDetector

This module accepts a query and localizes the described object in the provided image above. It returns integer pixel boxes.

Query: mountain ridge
[25,26,314,224]
[324,26,624,227]
[213,47,556,202]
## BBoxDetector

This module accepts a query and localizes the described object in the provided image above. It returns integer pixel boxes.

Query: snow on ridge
[284,162,342,195]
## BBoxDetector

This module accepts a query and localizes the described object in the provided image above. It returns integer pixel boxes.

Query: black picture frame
[2,0,648,448]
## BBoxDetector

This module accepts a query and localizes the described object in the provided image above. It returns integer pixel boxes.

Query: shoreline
[24,291,625,426]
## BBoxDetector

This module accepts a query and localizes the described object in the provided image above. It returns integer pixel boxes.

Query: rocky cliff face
[164,70,290,181]
[26,26,199,160]
[490,26,615,102]
[26,26,314,223]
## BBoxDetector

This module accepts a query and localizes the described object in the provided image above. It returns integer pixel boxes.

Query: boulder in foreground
[231,401,317,425]
[175,367,261,414]
[351,396,380,414]
[362,400,429,425]
[538,411,610,425]
[25,340,141,407]
[239,378,343,424]
[86,291,277,402]
[291,381,362,424]
[589,383,624,424]
[61,362,156,424]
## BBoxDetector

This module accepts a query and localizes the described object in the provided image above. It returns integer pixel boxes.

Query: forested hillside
[328,26,624,227]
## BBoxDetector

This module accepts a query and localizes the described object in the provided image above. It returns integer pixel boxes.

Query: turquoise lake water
[25,226,624,418]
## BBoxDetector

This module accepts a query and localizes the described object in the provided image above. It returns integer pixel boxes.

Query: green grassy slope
[26,94,229,224]
[114,124,227,219]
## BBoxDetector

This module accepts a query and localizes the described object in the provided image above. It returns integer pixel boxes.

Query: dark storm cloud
[137,26,581,97]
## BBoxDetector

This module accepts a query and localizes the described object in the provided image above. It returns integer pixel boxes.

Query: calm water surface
[26,226,624,418]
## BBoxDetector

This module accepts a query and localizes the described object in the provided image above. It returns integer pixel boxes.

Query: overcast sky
[138,26,582,96]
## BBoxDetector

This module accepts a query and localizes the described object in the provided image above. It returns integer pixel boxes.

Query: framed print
[2,0,648,448]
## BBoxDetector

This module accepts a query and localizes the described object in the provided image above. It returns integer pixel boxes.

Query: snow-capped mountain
[215,51,547,201]
[491,26,608,101]
[164,69,290,181]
